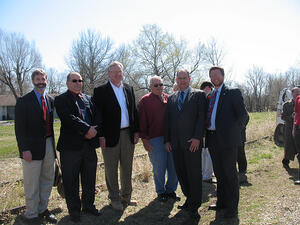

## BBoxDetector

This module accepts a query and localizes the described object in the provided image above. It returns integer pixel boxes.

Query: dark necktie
[178,91,185,111]
[41,96,51,135]
[206,90,217,127]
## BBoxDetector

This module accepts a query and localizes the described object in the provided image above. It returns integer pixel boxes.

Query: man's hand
[22,151,32,162]
[84,126,97,139]
[99,137,106,149]
[165,142,172,152]
[187,138,200,152]
[134,132,139,144]
[142,139,154,153]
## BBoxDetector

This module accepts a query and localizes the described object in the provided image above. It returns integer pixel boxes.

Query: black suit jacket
[206,84,249,148]
[93,82,139,147]
[54,90,101,151]
[164,88,207,150]
[15,90,55,160]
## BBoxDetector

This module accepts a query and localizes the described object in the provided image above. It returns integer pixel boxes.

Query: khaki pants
[102,129,134,202]
[22,138,55,218]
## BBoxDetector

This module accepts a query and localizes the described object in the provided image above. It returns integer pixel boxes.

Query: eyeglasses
[153,83,163,87]
[72,79,83,83]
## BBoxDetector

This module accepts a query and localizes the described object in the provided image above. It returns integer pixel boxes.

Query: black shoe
[21,215,43,225]
[157,193,168,202]
[82,208,102,216]
[208,203,224,211]
[166,192,181,201]
[177,201,189,210]
[70,214,81,223]
[39,209,57,223]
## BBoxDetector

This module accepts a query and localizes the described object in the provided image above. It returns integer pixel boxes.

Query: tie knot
[41,95,44,100]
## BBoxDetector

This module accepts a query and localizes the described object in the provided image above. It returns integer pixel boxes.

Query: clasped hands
[165,138,200,152]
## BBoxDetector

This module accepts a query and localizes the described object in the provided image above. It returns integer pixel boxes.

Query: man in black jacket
[93,61,139,211]
[55,72,102,222]
[206,67,248,218]
[15,69,57,224]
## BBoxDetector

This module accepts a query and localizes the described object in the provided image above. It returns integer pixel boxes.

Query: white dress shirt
[110,81,130,128]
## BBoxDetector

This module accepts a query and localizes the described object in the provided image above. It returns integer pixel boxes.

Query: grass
[1,111,300,224]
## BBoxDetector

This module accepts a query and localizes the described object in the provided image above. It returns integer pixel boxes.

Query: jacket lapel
[66,91,81,117]
[30,91,44,121]
[107,82,121,110]
[123,84,130,109]
[180,87,191,112]
[216,84,227,116]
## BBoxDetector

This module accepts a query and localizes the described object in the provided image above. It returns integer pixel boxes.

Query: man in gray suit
[164,69,207,219]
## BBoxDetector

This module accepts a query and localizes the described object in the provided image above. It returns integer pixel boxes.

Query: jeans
[148,136,178,195]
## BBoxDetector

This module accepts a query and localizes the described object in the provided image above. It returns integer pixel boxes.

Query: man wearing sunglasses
[55,72,102,222]
[138,76,179,202]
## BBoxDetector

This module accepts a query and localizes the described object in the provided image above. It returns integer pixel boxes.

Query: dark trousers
[172,145,202,210]
[207,132,239,214]
[295,126,300,163]
[237,143,247,173]
[60,142,97,216]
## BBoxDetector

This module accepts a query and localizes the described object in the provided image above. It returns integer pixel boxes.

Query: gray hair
[150,75,163,85]
[108,61,124,72]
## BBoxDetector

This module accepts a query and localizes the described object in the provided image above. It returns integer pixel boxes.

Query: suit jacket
[164,88,207,150]
[206,84,249,148]
[93,82,139,147]
[54,90,101,151]
[15,90,55,160]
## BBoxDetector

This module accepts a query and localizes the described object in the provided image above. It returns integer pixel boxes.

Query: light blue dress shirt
[208,83,224,130]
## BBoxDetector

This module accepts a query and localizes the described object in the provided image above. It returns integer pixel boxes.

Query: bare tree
[204,37,225,67]
[46,68,65,94]
[0,30,42,99]
[67,29,113,94]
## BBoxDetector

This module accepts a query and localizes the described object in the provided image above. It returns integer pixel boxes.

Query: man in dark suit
[206,66,248,218]
[164,69,207,219]
[55,72,102,222]
[15,69,57,224]
[93,61,139,211]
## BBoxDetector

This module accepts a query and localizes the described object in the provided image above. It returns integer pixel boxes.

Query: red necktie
[41,96,51,135]
[206,90,217,127]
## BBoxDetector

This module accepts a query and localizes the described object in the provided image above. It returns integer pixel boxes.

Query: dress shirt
[109,81,130,128]
[295,95,300,126]
[208,83,224,130]
[33,89,48,111]
[138,92,168,139]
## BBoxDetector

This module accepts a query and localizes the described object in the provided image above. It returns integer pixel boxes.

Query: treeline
[0,24,299,112]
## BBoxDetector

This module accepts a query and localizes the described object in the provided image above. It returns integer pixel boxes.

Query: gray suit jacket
[164,88,207,150]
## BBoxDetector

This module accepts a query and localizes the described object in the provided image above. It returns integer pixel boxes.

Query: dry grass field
[0,112,299,225]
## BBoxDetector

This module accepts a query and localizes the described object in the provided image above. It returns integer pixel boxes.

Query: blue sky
[1,0,300,80]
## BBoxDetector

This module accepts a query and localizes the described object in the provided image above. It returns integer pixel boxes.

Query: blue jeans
[148,136,178,195]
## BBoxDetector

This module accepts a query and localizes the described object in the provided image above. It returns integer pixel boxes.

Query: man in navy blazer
[206,67,249,218]
[93,61,139,211]
[55,72,102,222]
[15,69,57,224]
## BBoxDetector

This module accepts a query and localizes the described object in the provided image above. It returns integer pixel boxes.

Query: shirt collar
[214,83,224,94]
[33,89,46,99]
[110,80,123,89]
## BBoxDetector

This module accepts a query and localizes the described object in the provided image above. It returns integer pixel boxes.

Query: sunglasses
[153,83,163,87]
[72,79,83,83]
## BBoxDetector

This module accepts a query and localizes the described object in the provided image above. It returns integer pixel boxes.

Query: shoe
[39,209,57,223]
[70,214,81,223]
[166,192,181,201]
[177,201,189,210]
[203,178,213,183]
[223,210,238,218]
[157,193,168,202]
[111,200,124,211]
[208,203,224,211]
[21,215,43,225]
[121,198,138,206]
[82,207,102,216]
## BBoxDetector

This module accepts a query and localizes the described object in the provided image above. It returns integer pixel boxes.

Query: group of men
[15,62,249,224]
[281,86,300,171]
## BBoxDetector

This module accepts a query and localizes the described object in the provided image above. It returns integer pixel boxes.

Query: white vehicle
[274,88,292,147]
